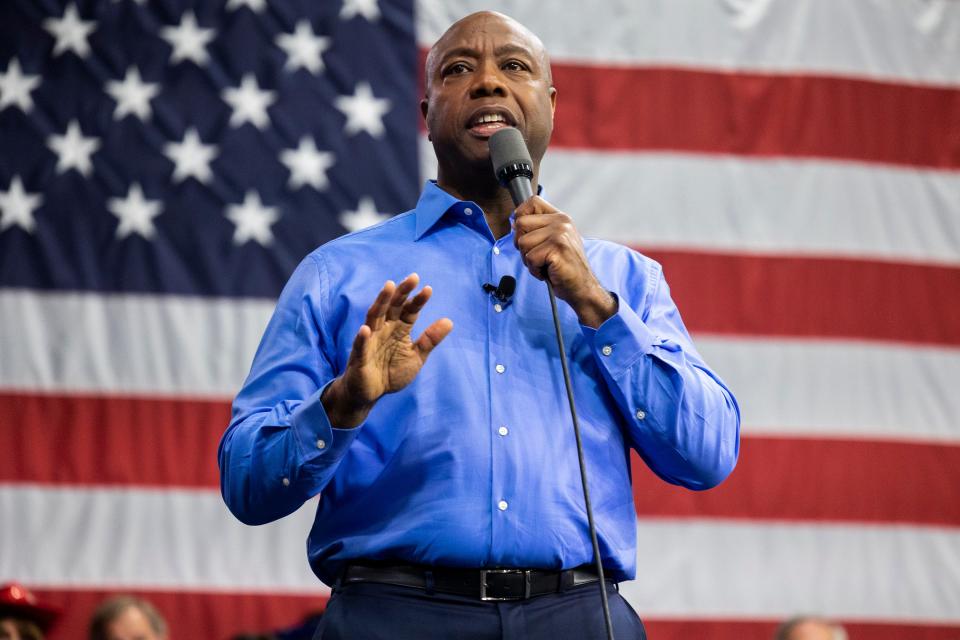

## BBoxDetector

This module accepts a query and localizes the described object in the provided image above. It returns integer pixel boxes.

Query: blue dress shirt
[219,181,740,585]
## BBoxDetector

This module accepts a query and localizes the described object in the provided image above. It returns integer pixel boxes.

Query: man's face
[421,12,557,174]
[103,606,163,640]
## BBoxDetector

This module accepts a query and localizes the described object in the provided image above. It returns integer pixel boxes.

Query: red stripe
[644,619,960,640]
[551,65,960,168]
[31,587,326,640]
[418,49,960,169]
[27,587,960,640]
[0,392,228,488]
[633,436,960,526]
[639,249,960,347]
[6,393,960,527]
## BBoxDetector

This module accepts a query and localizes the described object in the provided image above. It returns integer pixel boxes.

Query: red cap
[0,583,61,632]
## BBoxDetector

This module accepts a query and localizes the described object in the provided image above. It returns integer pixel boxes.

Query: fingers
[364,280,396,331]
[386,273,420,321]
[414,318,454,362]
[347,323,372,367]
[399,285,433,324]
[514,196,558,220]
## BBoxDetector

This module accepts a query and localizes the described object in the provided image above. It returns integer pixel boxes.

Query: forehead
[430,13,544,64]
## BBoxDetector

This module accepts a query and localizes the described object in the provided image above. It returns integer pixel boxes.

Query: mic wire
[545,278,615,640]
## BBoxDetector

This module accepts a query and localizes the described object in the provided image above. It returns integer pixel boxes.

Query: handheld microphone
[489,127,534,207]
[488,127,616,640]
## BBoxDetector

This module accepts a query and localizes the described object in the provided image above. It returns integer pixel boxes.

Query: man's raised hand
[321,273,453,428]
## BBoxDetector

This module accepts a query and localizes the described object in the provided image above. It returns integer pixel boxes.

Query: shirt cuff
[581,295,660,378]
[290,380,361,465]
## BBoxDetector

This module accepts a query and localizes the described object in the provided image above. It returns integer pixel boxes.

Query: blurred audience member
[775,616,849,640]
[0,583,61,640]
[88,596,167,640]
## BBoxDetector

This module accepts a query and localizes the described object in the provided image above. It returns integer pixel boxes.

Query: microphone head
[489,127,533,186]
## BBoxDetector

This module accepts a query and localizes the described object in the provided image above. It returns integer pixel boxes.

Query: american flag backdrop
[1,0,958,638]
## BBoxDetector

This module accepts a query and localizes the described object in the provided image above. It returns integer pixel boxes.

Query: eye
[442,62,471,76]
[502,60,529,72]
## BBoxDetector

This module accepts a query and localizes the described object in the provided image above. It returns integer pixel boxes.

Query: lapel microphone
[482,275,516,305]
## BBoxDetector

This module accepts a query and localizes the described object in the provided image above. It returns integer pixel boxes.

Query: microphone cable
[490,127,616,640]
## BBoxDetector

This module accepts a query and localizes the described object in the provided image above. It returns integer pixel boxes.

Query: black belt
[340,563,603,601]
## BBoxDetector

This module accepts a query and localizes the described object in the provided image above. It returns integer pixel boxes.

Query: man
[774,617,849,640]
[219,11,740,639]
[88,596,167,640]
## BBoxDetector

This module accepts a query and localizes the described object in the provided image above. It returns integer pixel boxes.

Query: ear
[549,86,557,115]
[420,97,431,141]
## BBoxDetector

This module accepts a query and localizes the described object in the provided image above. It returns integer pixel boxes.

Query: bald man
[220,12,740,639]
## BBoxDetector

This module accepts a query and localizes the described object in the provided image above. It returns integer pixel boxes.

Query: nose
[469,60,507,98]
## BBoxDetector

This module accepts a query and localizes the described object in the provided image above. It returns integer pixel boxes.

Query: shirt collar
[413,181,462,240]
[413,180,546,241]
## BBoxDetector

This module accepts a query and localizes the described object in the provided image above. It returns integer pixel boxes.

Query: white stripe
[624,518,960,622]
[0,290,272,397]
[697,336,960,443]
[3,292,960,443]
[416,0,960,86]
[420,138,960,265]
[3,485,958,621]
[0,485,327,593]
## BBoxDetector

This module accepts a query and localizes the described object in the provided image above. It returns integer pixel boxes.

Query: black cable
[545,280,616,640]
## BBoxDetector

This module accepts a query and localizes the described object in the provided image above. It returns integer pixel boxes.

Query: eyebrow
[439,44,537,65]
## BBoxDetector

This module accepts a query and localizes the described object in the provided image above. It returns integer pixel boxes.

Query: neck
[436,162,539,240]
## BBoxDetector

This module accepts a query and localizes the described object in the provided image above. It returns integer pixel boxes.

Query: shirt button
[498,500,508,511]
[494,303,503,313]
[281,477,290,487]
[635,409,646,420]
[495,364,505,374]
[316,438,326,449]
[493,246,500,255]
[498,426,509,436]
[464,207,473,216]
[601,345,613,356]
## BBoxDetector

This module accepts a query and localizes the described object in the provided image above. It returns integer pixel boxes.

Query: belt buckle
[479,569,531,601]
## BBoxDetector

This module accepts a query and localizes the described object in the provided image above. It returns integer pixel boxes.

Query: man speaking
[219,11,740,639]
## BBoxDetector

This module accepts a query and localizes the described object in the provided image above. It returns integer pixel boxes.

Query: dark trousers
[314,581,648,639]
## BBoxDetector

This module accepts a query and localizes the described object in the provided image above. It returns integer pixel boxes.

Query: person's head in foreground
[775,616,849,640]
[0,583,61,640]
[88,596,168,640]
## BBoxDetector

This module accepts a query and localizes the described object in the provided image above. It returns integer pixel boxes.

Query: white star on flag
[339,195,389,232]
[226,0,267,12]
[43,4,96,59]
[340,0,381,21]
[280,137,335,190]
[48,120,101,177]
[107,183,163,239]
[164,128,218,184]
[227,191,279,246]
[106,67,160,121]
[0,176,43,233]
[276,20,331,75]
[334,81,391,138]
[0,59,41,113]
[222,74,276,129]
[161,11,215,66]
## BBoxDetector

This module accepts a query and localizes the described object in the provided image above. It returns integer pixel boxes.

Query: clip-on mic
[489,127,616,640]
[482,275,517,307]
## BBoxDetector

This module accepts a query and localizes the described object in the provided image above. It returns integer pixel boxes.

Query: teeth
[475,113,506,125]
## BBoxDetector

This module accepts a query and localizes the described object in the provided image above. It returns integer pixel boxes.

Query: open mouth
[467,110,514,137]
